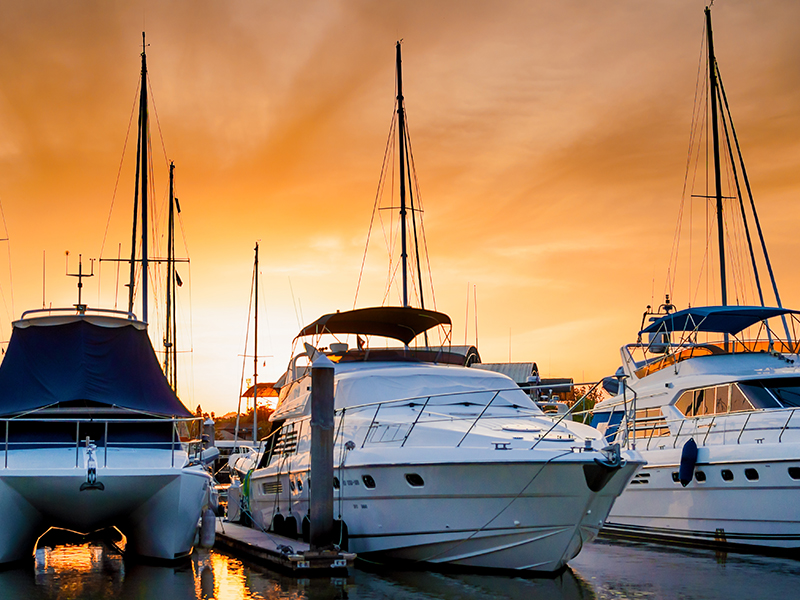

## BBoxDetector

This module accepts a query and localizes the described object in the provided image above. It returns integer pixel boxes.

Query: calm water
[1,538,798,599]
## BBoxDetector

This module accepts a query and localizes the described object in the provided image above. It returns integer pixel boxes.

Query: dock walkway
[214,520,355,574]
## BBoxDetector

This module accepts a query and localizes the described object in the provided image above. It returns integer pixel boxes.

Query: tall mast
[164,161,176,388]
[706,7,727,307]
[128,32,150,322]
[253,242,259,446]
[396,41,409,309]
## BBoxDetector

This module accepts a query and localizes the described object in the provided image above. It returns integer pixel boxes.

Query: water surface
[1,538,797,599]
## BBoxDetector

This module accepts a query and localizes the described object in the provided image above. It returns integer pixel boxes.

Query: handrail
[19,306,138,320]
[2,415,204,470]
[456,391,501,448]
[779,409,796,443]
[400,396,433,447]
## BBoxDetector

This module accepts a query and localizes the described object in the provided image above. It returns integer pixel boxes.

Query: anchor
[80,437,105,492]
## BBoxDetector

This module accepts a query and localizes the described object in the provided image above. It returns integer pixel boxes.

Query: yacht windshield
[741,378,800,409]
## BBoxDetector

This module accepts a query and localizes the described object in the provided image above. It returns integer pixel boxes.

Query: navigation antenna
[66,252,95,313]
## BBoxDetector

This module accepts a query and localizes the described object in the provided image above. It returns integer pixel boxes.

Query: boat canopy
[640,306,800,336]
[0,318,191,417]
[296,306,451,345]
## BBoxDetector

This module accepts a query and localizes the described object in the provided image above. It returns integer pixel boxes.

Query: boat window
[333,476,340,490]
[744,378,800,408]
[745,468,759,481]
[671,471,680,483]
[729,385,755,413]
[721,469,734,481]
[675,391,695,417]
[695,471,706,483]
[788,468,800,480]
[405,473,425,487]
[739,383,782,410]
[362,475,376,489]
[712,386,729,415]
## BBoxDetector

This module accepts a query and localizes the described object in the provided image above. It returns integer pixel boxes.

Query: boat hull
[0,449,210,564]
[603,444,800,553]
[250,456,640,573]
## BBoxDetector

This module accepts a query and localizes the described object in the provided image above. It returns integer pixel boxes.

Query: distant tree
[569,384,608,423]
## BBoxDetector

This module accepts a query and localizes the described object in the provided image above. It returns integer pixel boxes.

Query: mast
[253,242,259,445]
[128,32,150,322]
[396,41,409,309]
[164,161,176,389]
[706,7,727,307]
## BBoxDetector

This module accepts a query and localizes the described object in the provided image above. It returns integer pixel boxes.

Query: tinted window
[789,467,800,480]
[362,475,376,489]
[745,468,759,481]
[740,383,783,409]
[695,471,706,483]
[730,385,755,413]
[721,469,734,481]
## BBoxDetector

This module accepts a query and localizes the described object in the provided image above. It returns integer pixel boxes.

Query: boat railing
[1,416,206,469]
[18,306,138,321]
[627,338,800,379]
[612,406,800,450]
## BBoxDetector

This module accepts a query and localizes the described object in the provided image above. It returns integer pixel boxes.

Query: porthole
[789,467,800,480]
[695,471,706,483]
[671,471,680,483]
[405,473,425,487]
[289,480,296,491]
[297,479,303,492]
[362,474,376,489]
[721,469,734,481]
[745,468,759,481]
[333,476,340,489]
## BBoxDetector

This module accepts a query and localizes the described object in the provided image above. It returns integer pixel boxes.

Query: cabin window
[362,475,376,489]
[739,383,782,410]
[721,469,734,481]
[788,467,800,480]
[677,384,751,417]
[333,476,340,490]
[675,391,695,417]
[745,468,759,481]
[695,471,706,483]
[742,378,800,408]
[671,471,680,483]
[296,479,303,492]
[729,385,755,413]
[405,473,425,487]
[712,386,729,415]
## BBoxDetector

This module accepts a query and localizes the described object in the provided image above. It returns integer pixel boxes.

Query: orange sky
[1,0,800,416]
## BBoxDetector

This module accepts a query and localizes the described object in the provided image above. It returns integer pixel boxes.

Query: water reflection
[0,539,799,599]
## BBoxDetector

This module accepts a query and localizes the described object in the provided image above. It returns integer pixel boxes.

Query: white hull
[250,454,639,572]
[0,449,210,564]
[605,444,800,551]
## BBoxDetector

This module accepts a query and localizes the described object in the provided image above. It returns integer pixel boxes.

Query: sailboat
[242,42,642,573]
[591,7,800,553]
[0,34,211,565]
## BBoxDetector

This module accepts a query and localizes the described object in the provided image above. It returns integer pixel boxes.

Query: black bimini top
[0,316,191,417]
[296,306,451,345]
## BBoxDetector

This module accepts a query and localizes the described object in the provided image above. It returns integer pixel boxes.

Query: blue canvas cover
[639,306,800,336]
[0,318,191,417]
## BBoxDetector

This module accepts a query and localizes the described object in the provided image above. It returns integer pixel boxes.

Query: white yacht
[592,304,800,551]
[245,306,642,573]
[592,7,800,553]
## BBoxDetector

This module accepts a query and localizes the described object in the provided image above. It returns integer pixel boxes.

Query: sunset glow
[1,1,800,415]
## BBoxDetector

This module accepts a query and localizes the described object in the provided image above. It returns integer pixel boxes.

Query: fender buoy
[679,438,698,487]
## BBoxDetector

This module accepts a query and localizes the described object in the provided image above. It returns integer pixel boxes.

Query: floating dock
[214,521,355,574]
